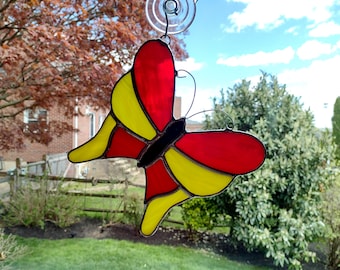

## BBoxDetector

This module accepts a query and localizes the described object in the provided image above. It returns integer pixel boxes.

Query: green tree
[332,97,340,161]
[203,73,336,269]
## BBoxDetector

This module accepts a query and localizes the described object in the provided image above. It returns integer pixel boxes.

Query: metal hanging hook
[145,0,198,35]
[163,0,179,15]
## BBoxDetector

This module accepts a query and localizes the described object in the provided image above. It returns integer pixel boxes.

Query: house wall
[1,106,72,163]
[1,96,197,165]
[174,96,181,119]
[75,106,108,148]
[1,105,109,163]
[186,122,204,131]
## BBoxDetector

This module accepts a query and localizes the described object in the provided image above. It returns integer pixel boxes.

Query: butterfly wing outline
[68,39,266,237]
[68,39,174,161]
[68,40,185,236]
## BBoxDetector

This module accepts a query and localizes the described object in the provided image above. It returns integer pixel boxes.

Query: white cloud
[175,84,217,119]
[285,26,299,35]
[225,0,336,32]
[216,46,295,67]
[308,21,340,37]
[277,55,340,128]
[297,40,339,60]
[175,57,204,72]
[180,55,340,128]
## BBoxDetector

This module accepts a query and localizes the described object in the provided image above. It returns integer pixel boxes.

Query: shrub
[181,198,218,232]
[0,228,27,270]
[3,175,79,228]
[322,172,340,270]
[121,193,144,228]
[203,73,336,269]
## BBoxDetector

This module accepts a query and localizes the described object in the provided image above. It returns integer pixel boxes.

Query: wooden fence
[19,152,69,177]
[0,153,70,200]
[0,158,183,226]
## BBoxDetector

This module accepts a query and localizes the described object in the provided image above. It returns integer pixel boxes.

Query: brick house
[1,96,198,170]
[0,104,108,171]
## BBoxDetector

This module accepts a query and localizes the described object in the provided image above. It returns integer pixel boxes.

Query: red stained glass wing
[105,126,146,159]
[133,40,175,132]
[175,131,266,175]
[145,159,179,202]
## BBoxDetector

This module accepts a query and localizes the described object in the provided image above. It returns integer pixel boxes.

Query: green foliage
[322,174,340,270]
[181,198,218,232]
[204,72,336,269]
[332,97,340,161]
[3,176,79,228]
[0,228,28,270]
[121,192,144,228]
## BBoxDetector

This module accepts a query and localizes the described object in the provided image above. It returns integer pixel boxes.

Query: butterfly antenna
[187,109,235,130]
[187,109,214,119]
[176,69,197,117]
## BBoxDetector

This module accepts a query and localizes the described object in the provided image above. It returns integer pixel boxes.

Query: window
[89,113,95,138]
[98,114,105,129]
[23,108,48,133]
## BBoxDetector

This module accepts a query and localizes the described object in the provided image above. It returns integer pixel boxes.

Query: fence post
[9,173,15,197]
[123,177,129,214]
[42,154,47,175]
[10,158,22,195]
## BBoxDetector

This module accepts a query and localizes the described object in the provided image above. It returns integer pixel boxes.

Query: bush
[322,172,340,270]
[182,198,218,232]
[121,192,144,228]
[203,73,336,269]
[3,175,79,228]
[0,228,27,270]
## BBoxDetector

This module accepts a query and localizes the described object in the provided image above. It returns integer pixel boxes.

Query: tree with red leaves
[0,0,187,150]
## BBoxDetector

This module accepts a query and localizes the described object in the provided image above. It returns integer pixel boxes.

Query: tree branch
[0,0,16,14]
[0,94,30,111]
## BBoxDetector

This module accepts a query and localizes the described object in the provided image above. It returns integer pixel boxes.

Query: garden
[1,75,340,270]
[0,177,329,270]
[0,175,273,270]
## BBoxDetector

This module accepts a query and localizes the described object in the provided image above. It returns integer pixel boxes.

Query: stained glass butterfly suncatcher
[68,39,266,236]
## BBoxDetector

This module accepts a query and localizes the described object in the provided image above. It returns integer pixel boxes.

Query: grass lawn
[13,237,271,270]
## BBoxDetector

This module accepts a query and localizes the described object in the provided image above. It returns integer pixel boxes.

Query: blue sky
[174,0,340,128]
